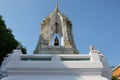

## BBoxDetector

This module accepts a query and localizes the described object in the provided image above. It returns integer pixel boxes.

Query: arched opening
[52,33,61,46]
[54,36,59,46]
[51,22,62,46]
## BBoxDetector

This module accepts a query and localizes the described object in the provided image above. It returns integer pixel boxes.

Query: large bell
[54,36,59,46]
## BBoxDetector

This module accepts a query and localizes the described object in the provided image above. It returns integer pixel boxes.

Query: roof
[112,64,120,72]
[45,2,68,22]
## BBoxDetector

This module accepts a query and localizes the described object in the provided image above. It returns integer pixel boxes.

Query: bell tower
[34,3,78,54]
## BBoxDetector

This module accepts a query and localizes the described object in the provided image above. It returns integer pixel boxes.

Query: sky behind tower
[0,0,120,66]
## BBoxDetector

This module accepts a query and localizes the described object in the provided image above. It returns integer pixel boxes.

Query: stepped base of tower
[34,46,79,54]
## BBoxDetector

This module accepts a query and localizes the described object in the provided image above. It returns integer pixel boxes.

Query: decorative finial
[90,45,95,51]
[16,43,22,50]
[55,0,59,12]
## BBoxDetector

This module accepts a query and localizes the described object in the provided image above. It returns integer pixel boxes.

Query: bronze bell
[54,36,59,46]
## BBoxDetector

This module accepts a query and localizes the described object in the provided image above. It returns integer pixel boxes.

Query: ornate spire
[34,0,79,54]
[55,0,59,12]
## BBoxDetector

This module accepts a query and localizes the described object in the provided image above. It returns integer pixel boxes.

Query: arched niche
[49,13,64,46]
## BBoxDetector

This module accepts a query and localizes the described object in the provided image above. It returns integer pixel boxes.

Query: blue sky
[0,0,120,66]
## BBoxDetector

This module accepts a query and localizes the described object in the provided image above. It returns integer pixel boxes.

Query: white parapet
[0,49,111,80]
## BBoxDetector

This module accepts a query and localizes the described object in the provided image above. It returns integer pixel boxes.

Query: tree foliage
[112,76,118,80]
[0,15,26,66]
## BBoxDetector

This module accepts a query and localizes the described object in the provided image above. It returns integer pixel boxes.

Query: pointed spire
[55,0,59,12]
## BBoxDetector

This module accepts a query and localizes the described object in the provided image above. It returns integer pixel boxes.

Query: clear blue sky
[0,0,120,66]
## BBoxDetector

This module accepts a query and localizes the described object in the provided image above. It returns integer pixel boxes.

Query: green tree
[0,15,26,66]
[112,76,118,80]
